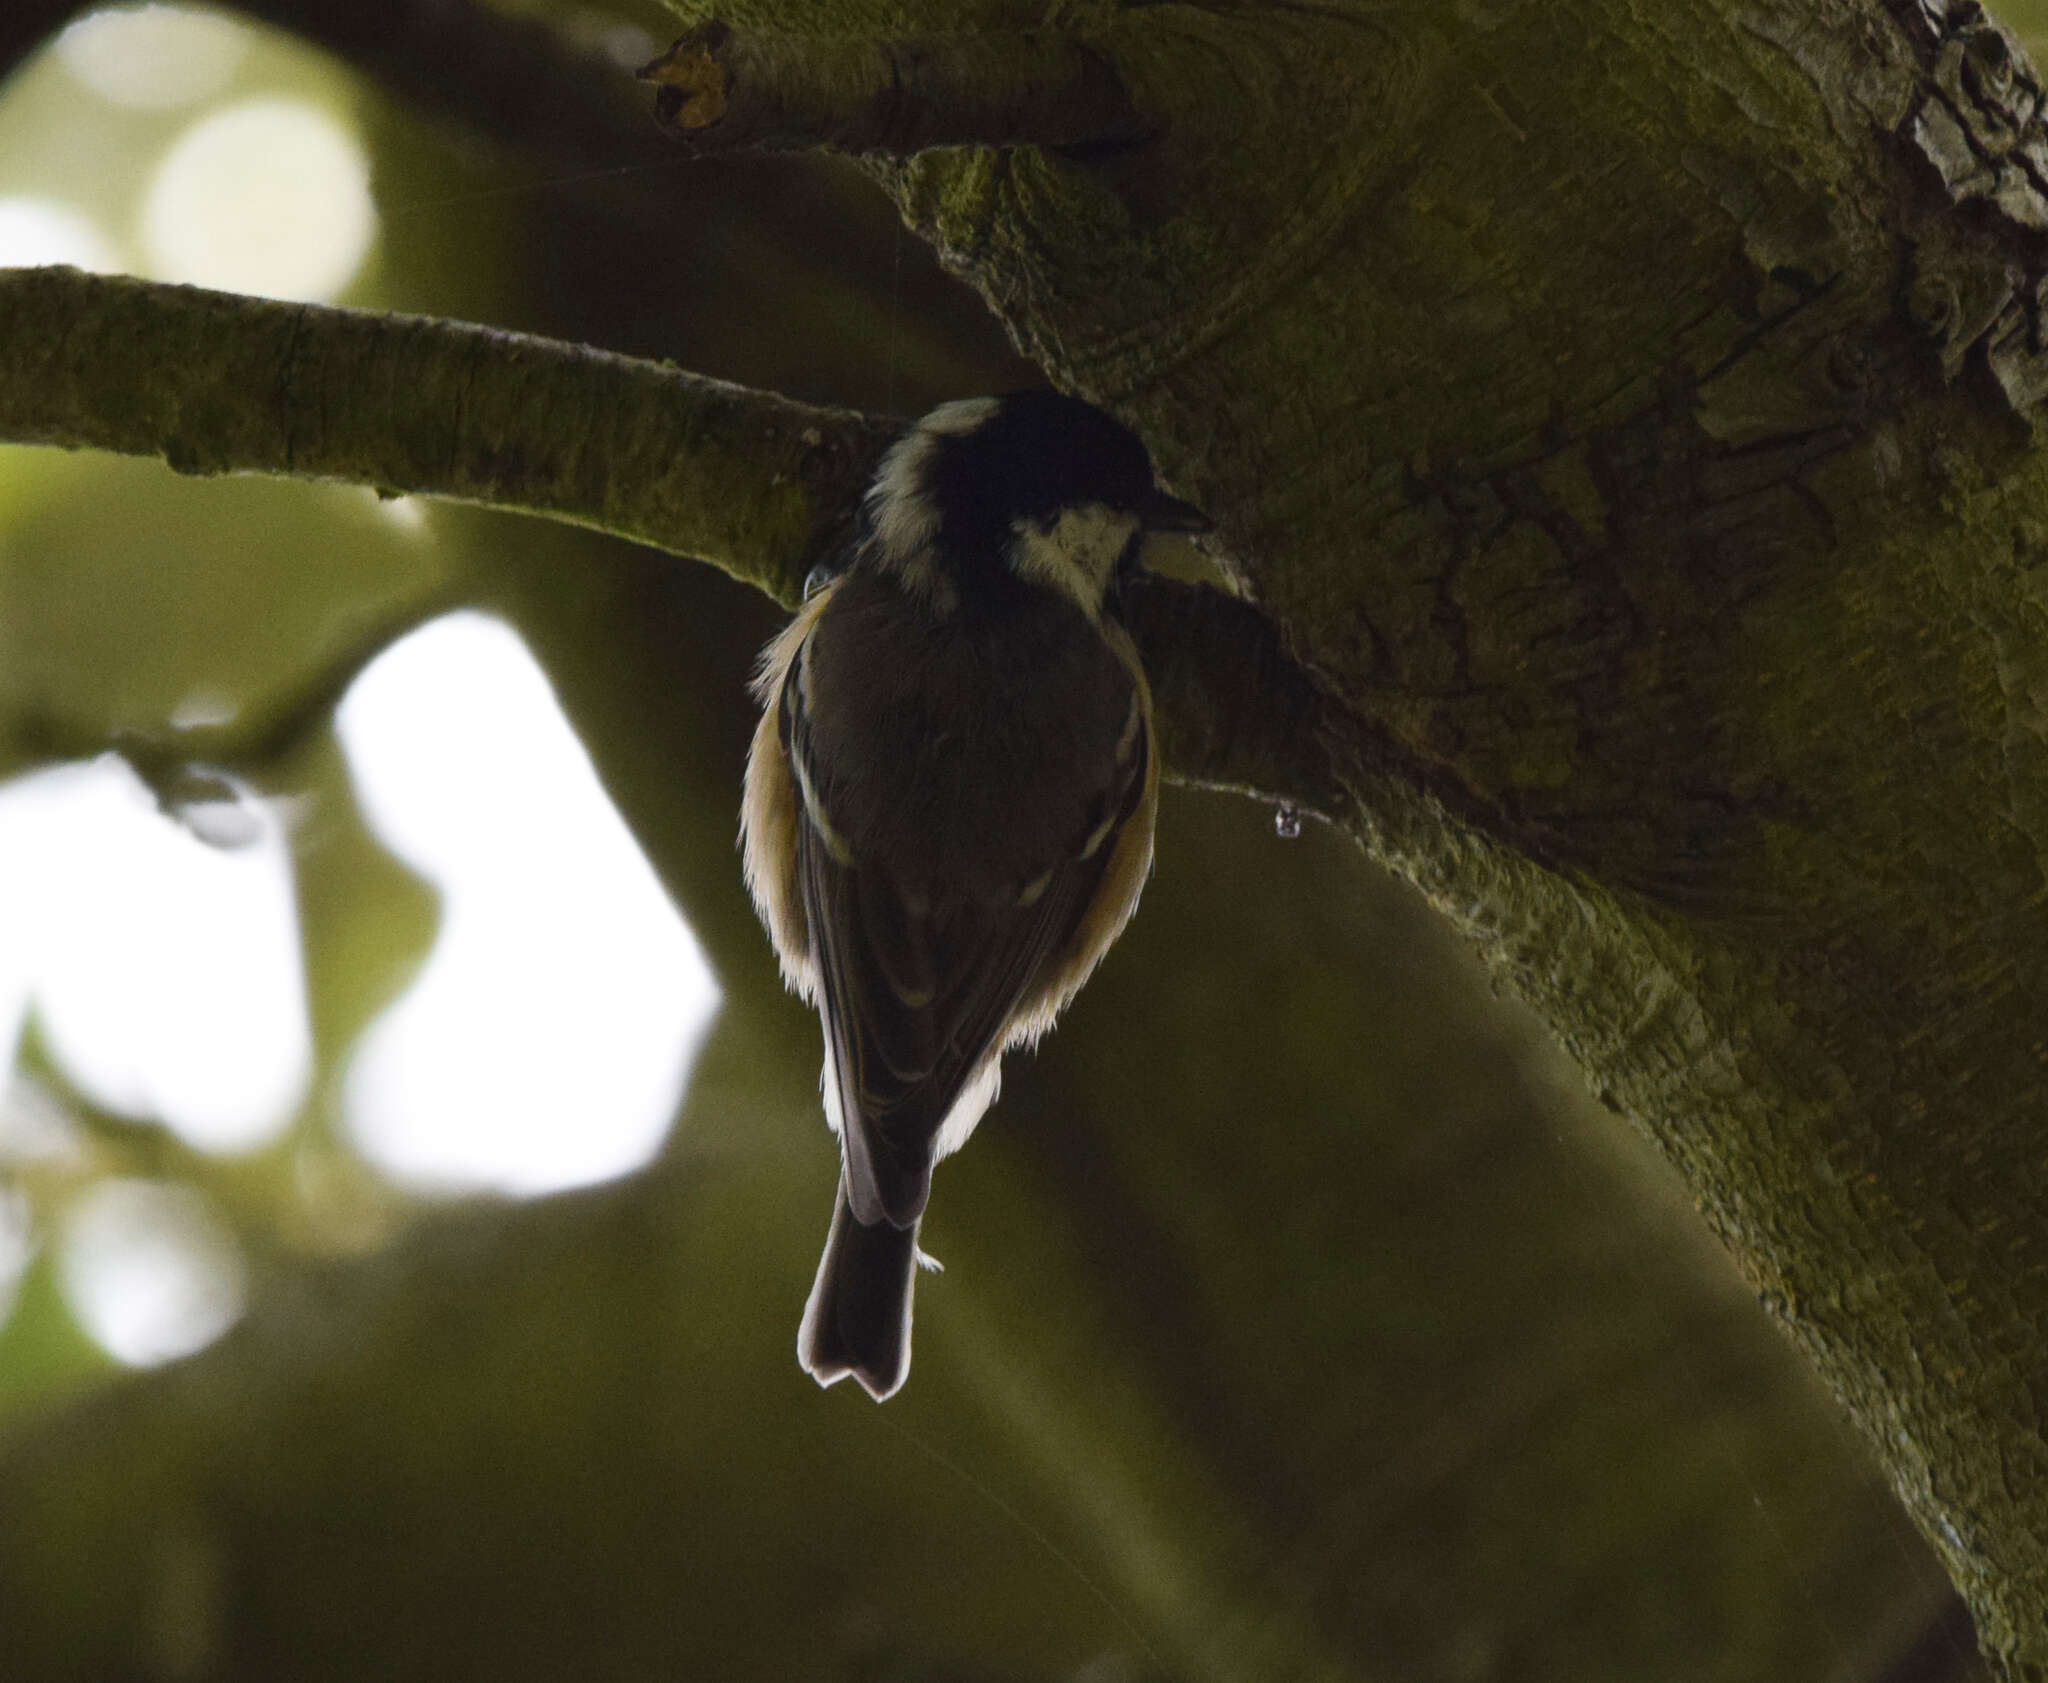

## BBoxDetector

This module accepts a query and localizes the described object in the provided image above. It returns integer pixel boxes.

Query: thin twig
[638,21,1149,156]
[1122,573,1346,817]
[5,0,1029,401]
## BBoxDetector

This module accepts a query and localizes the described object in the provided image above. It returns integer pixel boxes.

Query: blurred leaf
[0,456,452,741]
[0,1246,115,1433]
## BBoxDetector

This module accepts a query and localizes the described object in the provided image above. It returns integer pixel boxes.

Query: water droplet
[131,759,263,850]
[1273,803,1301,840]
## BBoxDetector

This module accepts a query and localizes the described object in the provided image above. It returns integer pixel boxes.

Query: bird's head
[863,390,1209,616]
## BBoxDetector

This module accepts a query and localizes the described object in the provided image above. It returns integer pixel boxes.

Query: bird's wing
[779,637,1148,1230]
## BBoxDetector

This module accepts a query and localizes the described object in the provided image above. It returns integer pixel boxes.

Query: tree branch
[231,0,658,175]
[2,0,1037,412]
[7,578,466,841]
[1122,572,1349,817]
[4,0,656,176]
[0,266,1340,812]
[0,266,889,605]
[637,20,1148,156]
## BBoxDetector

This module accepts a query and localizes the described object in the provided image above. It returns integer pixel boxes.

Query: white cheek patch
[1006,503,1141,616]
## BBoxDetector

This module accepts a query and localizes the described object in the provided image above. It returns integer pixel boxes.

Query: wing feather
[777,630,1151,1231]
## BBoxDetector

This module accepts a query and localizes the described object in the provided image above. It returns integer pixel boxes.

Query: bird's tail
[798,1186,921,1402]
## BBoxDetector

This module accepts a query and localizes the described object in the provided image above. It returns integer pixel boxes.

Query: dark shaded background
[0,2,2008,1677]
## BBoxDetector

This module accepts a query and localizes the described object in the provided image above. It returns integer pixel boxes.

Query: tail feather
[798,1188,920,1402]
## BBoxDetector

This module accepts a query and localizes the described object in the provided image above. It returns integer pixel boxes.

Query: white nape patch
[863,397,1001,609]
[1006,503,1141,617]
[922,396,1003,436]
[866,432,941,564]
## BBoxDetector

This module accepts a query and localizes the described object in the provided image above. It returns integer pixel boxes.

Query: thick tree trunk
[872,0,2048,1659]
[2,0,2043,1670]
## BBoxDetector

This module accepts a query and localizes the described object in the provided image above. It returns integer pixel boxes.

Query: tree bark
[868,0,2048,1661]
[3,0,2045,1668]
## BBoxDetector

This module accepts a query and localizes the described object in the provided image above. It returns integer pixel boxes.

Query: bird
[739,389,1209,1401]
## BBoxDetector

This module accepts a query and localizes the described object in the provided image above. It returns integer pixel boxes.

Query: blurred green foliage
[0,2,1998,1678]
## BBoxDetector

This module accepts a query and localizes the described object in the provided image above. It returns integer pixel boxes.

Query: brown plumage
[739,392,1200,1400]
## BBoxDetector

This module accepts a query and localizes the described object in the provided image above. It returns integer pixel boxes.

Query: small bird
[741,390,1208,1401]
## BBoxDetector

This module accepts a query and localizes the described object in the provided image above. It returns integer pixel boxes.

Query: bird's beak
[1140,490,1213,534]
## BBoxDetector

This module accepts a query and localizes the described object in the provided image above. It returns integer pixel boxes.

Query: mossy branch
[0,266,893,605]
[637,20,1148,155]
[0,266,1342,814]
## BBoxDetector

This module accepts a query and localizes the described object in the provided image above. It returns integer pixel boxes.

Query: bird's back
[800,565,1140,902]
